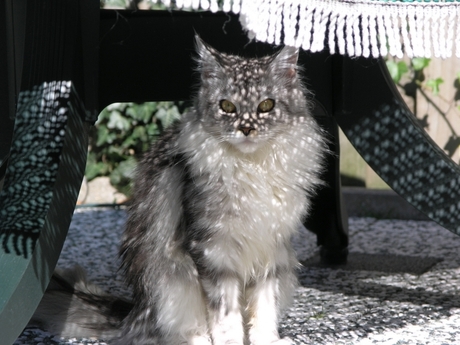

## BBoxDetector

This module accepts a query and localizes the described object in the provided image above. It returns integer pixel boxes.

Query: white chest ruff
[179,120,324,278]
[212,162,305,278]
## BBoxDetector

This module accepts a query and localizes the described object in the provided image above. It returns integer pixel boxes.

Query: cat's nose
[238,126,256,136]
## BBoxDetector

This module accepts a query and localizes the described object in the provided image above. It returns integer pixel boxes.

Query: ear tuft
[195,35,211,59]
[194,35,222,81]
[273,45,299,79]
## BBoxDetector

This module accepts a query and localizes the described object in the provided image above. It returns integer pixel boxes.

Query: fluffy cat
[31,37,327,345]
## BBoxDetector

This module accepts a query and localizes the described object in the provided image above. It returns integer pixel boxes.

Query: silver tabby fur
[31,37,327,345]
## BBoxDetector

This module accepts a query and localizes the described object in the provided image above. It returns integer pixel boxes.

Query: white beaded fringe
[153,0,460,59]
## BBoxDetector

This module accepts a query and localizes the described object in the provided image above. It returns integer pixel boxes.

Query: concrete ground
[15,187,460,345]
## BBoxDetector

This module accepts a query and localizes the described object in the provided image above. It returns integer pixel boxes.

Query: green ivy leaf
[386,60,408,84]
[109,157,137,193]
[88,101,186,197]
[425,77,444,96]
[121,134,137,150]
[146,123,160,137]
[131,126,147,142]
[412,57,431,71]
[107,145,126,160]
[140,102,158,122]
[156,104,181,128]
[397,61,408,76]
[85,161,109,181]
[106,102,127,113]
[107,110,131,131]
[96,126,110,146]
[386,61,398,82]
[127,107,141,122]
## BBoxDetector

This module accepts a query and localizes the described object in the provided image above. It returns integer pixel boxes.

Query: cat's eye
[220,99,237,113]
[257,99,275,113]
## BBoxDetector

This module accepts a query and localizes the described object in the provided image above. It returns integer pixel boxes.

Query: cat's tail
[29,265,133,340]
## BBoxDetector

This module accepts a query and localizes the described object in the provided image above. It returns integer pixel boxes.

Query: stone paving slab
[15,208,460,345]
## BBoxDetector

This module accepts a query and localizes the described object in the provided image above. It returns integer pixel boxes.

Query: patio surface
[14,189,460,345]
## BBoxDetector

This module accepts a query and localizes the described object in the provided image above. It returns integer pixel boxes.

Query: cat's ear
[195,35,222,80]
[272,46,299,79]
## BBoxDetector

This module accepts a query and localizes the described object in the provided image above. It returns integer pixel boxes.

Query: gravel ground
[15,208,460,345]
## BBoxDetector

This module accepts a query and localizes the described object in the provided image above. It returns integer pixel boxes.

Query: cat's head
[194,36,311,154]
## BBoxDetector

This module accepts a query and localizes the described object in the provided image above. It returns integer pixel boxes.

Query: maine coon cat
[31,37,327,345]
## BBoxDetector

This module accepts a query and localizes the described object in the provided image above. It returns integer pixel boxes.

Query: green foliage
[411,57,431,71]
[386,60,408,84]
[387,58,446,97]
[386,56,460,163]
[100,0,126,8]
[86,102,185,196]
[425,77,444,96]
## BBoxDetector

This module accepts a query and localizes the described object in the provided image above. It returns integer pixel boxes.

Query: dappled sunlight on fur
[31,36,326,345]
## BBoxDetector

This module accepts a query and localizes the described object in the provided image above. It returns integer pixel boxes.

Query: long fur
[31,265,132,339]
[31,37,327,345]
